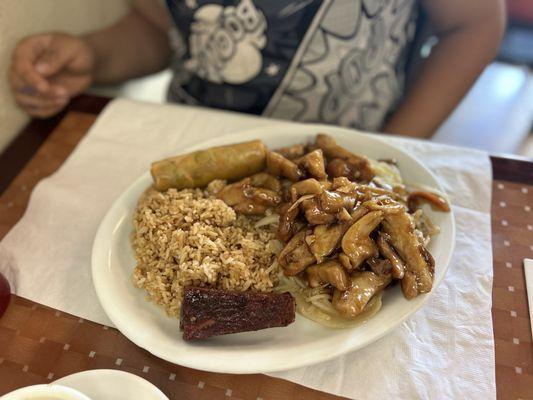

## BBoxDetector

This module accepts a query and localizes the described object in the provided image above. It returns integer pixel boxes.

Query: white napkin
[0,99,495,399]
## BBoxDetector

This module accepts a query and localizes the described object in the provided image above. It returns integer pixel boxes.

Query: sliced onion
[287,194,316,213]
[255,214,280,228]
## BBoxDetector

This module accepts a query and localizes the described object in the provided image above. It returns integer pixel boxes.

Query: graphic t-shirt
[166,0,417,131]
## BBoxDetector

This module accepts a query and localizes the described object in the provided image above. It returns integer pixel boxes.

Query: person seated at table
[8,0,504,138]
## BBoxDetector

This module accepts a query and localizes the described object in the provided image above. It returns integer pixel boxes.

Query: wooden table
[0,95,532,399]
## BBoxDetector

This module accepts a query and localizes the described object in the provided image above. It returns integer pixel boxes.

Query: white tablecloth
[0,99,495,399]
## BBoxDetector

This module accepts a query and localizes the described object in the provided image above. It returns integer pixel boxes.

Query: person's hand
[9,32,95,118]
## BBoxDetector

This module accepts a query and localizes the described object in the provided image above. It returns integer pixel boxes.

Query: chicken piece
[219,182,266,215]
[407,191,450,213]
[318,180,333,190]
[315,134,374,182]
[332,177,355,191]
[298,149,327,180]
[338,253,352,269]
[301,197,337,225]
[315,134,356,161]
[290,178,323,202]
[274,144,306,160]
[327,158,354,179]
[307,260,350,290]
[278,229,316,276]
[290,182,344,226]
[341,210,383,270]
[401,271,418,299]
[318,190,344,213]
[245,187,282,207]
[277,202,300,242]
[266,151,303,182]
[381,210,434,297]
[280,179,293,203]
[249,172,282,192]
[330,178,363,211]
[218,180,280,215]
[332,271,391,318]
[218,181,248,206]
[308,223,348,263]
[377,232,405,279]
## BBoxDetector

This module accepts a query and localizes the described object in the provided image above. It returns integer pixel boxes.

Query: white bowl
[92,125,455,374]
[54,369,168,400]
[2,384,91,400]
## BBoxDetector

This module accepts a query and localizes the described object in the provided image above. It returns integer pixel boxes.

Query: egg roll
[151,140,266,190]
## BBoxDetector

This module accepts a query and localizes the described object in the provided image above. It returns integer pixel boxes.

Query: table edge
[0,95,110,194]
[491,156,533,185]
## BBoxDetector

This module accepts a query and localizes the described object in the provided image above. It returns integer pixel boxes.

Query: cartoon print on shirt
[185,0,267,84]
[166,0,416,130]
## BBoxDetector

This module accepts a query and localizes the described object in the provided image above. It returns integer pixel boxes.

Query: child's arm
[383,0,506,138]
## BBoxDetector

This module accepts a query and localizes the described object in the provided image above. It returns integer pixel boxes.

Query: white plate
[92,125,455,374]
[54,369,168,400]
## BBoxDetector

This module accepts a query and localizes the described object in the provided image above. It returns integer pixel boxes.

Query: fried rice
[131,182,281,317]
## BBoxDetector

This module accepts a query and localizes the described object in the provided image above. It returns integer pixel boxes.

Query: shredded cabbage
[276,273,383,329]
[370,160,404,188]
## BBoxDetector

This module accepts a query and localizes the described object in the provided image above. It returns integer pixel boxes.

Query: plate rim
[54,369,169,399]
[91,125,456,373]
